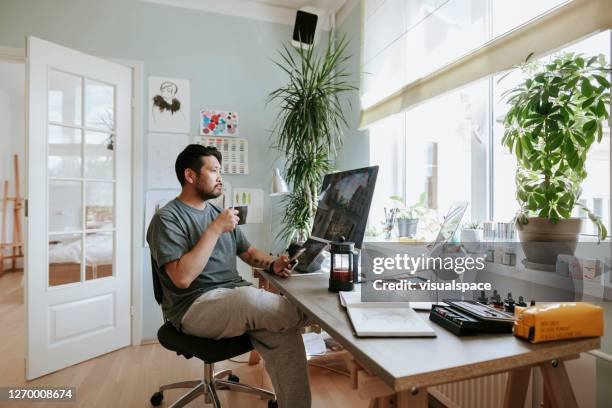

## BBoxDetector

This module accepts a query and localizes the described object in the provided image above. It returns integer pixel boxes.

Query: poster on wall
[194,136,248,175]
[143,189,180,247]
[232,188,263,223]
[148,76,190,134]
[200,110,239,136]
[147,133,190,188]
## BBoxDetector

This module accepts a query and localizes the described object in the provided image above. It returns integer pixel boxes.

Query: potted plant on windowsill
[460,222,483,242]
[501,52,610,268]
[390,193,427,238]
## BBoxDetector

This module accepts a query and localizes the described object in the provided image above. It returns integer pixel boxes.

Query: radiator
[432,373,510,408]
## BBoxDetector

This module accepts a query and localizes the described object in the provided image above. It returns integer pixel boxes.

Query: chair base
[152,365,276,408]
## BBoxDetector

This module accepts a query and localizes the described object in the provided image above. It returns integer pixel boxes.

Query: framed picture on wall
[148,76,190,134]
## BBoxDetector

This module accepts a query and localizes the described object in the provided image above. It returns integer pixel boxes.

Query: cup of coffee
[233,206,248,225]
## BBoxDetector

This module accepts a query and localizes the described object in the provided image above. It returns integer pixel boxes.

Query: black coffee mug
[233,206,248,225]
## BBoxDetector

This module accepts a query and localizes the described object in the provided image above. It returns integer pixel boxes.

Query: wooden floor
[0,271,368,408]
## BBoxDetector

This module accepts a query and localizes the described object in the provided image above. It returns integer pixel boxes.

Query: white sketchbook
[345,303,436,338]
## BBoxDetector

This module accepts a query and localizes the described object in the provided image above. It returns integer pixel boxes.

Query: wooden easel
[0,154,24,276]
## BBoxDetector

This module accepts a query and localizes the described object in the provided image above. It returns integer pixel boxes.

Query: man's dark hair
[175,144,222,186]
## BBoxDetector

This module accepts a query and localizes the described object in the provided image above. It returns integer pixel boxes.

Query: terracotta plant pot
[516,217,582,268]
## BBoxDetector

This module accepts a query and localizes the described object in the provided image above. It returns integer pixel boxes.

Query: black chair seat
[157,321,253,363]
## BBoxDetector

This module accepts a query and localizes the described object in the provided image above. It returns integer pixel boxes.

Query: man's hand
[211,209,239,234]
[271,255,295,278]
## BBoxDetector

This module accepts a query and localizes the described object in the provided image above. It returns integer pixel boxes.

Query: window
[369,79,489,238]
[368,30,610,238]
[362,0,568,110]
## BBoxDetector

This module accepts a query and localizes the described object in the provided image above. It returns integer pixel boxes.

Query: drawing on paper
[232,188,263,223]
[200,110,239,136]
[149,77,190,134]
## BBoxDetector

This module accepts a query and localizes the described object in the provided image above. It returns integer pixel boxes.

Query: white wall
[0,61,25,270]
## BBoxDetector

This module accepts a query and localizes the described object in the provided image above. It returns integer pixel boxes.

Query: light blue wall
[336,3,369,172]
[0,0,299,339]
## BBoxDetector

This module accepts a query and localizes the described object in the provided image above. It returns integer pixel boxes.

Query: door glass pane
[48,234,82,287]
[48,69,82,125]
[85,231,114,281]
[49,180,82,232]
[85,79,114,131]
[85,182,114,229]
[48,125,82,178]
[85,131,114,179]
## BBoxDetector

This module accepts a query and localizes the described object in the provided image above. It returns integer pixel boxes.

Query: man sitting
[147,144,310,408]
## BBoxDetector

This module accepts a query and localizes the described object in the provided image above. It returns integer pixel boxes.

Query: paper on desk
[339,291,362,308]
[302,332,326,356]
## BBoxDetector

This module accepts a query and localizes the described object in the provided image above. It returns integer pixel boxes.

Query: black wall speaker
[292,10,318,46]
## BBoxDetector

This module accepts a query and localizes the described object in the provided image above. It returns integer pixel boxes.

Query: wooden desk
[260,270,600,408]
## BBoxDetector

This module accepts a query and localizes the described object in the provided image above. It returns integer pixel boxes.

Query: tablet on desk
[293,237,328,274]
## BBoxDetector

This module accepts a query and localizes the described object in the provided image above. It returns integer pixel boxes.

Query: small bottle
[504,292,515,313]
[489,290,499,305]
[478,290,488,304]
[494,293,504,310]
[517,296,527,307]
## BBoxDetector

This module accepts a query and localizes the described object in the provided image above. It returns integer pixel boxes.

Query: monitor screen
[311,166,378,248]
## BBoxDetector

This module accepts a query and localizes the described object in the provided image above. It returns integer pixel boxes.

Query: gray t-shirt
[146,198,252,330]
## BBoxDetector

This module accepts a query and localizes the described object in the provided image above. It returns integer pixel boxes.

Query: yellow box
[514,302,603,343]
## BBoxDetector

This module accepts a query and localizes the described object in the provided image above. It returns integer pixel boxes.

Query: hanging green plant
[501,52,610,242]
[269,35,357,244]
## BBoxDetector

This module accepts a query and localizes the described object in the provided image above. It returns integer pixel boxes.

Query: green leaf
[581,96,596,109]
[538,207,550,218]
[527,195,538,211]
[582,119,597,135]
[549,208,560,224]
[549,133,563,150]
[596,100,608,118]
[593,74,611,88]
[581,78,593,97]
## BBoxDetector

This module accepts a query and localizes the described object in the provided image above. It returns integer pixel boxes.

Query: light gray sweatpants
[181,285,311,408]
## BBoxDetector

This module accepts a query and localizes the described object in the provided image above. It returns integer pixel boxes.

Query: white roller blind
[360,0,612,128]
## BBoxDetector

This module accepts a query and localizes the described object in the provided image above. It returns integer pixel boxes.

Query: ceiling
[233,0,347,12]
[139,0,355,27]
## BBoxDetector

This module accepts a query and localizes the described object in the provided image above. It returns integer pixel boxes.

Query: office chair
[149,258,277,408]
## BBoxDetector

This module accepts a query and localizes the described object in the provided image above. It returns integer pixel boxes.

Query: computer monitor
[310,166,379,249]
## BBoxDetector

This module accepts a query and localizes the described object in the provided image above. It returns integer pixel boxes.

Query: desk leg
[542,384,552,408]
[503,367,531,408]
[539,360,578,408]
[396,389,428,408]
[370,395,394,408]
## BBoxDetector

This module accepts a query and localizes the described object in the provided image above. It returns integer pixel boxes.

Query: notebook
[338,288,435,311]
[346,303,436,337]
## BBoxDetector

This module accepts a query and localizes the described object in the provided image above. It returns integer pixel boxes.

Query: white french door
[26,37,131,379]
